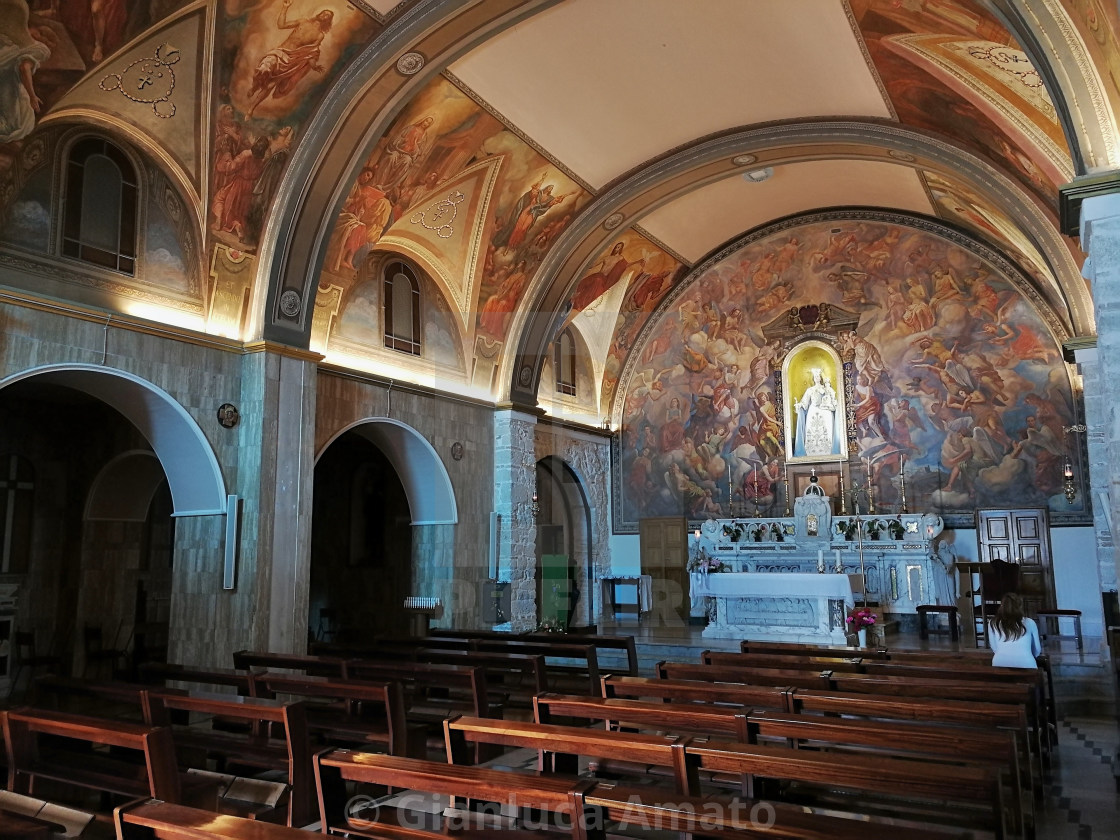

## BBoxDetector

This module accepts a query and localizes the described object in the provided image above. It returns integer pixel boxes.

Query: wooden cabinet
[638,516,688,622]
[976,508,1055,617]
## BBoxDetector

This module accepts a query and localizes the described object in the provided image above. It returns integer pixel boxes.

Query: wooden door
[975,508,1055,616]
[639,516,688,623]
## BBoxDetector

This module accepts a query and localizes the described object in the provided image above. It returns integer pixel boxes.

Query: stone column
[240,343,321,654]
[1079,194,1120,591]
[493,407,540,631]
[1072,345,1116,591]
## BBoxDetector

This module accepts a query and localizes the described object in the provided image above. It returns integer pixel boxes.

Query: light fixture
[1063,458,1077,504]
[530,493,540,518]
[742,167,773,183]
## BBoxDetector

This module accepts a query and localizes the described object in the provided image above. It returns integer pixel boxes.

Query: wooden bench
[139,662,254,695]
[246,671,416,757]
[437,628,640,675]
[30,675,163,720]
[702,650,866,672]
[600,674,790,708]
[680,736,1006,838]
[315,748,580,838]
[742,708,1029,837]
[0,707,185,806]
[573,781,983,840]
[658,661,832,689]
[534,692,749,740]
[145,690,314,827]
[364,646,550,708]
[115,799,318,840]
[232,651,345,678]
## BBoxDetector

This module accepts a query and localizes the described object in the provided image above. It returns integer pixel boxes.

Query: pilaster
[493,408,539,631]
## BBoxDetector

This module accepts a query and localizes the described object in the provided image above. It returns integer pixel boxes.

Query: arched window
[556,328,577,396]
[62,137,138,274]
[383,260,421,355]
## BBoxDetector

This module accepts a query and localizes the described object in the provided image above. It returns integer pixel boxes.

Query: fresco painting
[615,216,1081,532]
[593,231,685,410]
[851,0,1059,209]
[211,0,375,249]
[320,74,592,347]
[1062,0,1120,100]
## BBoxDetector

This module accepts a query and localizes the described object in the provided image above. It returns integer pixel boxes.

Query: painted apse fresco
[613,214,1084,534]
[319,74,592,361]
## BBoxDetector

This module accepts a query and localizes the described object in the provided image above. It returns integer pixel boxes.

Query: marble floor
[599,617,1120,840]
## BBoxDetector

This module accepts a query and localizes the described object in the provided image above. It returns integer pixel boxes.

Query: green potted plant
[865,519,883,540]
[835,518,858,541]
[887,518,905,540]
[722,522,744,542]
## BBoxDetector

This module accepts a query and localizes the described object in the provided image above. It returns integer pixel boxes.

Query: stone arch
[316,417,457,526]
[0,365,226,516]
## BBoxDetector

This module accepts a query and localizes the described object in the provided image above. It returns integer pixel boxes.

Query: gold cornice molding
[241,341,325,363]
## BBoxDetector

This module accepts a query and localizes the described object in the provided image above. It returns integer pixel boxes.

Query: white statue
[930,537,957,604]
[794,368,841,457]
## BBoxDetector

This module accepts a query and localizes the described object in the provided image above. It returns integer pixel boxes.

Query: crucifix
[0,455,33,574]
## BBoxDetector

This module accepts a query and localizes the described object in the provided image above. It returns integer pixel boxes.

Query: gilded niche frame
[782,340,847,464]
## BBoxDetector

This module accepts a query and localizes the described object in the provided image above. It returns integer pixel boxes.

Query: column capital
[1060,171,1120,235]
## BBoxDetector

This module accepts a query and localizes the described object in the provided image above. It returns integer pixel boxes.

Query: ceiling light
[742,167,773,183]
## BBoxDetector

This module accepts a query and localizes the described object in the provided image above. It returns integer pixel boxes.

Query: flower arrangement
[886,518,905,541]
[846,606,878,632]
[535,616,566,633]
[721,522,744,542]
[835,518,858,540]
[865,519,883,540]
[688,551,728,573]
[769,522,784,542]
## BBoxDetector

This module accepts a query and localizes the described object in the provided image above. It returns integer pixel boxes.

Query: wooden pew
[600,674,790,708]
[657,661,832,689]
[30,675,161,720]
[231,651,345,677]
[246,671,417,757]
[437,628,641,676]
[145,690,314,827]
[741,709,1028,837]
[740,639,890,659]
[572,782,983,840]
[703,650,866,672]
[343,658,494,720]
[139,662,254,695]
[443,714,690,784]
[680,736,1006,838]
[0,707,184,806]
[115,799,317,840]
[533,692,749,740]
[315,748,581,838]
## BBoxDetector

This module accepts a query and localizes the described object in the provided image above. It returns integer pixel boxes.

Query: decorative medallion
[450,441,464,461]
[731,153,758,166]
[99,44,181,118]
[519,365,533,387]
[603,212,624,230]
[279,289,302,317]
[216,403,240,429]
[410,190,466,238]
[396,52,425,75]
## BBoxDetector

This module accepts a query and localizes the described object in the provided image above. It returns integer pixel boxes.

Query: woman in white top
[988,593,1042,669]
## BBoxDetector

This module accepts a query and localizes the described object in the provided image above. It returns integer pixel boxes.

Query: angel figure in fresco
[494,181,571,254]
[0,0,50,143]
[246,0,334,118]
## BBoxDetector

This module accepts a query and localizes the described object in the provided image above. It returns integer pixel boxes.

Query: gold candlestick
[899,454,908,514]
[784,471,792,517]
[838,468,846,515]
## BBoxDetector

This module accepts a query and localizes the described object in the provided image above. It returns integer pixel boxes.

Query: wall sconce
[530,493,540,518]
[1063,458,1077,504]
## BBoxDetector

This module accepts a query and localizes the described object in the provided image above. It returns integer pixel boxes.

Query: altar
[690,571,853,643]
[683,478,951,640]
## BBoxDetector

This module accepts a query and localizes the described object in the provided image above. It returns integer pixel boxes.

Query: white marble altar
[690,571,853,642]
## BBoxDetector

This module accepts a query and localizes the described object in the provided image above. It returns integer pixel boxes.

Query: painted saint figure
[246,0,334,117]
[794,368,841,458]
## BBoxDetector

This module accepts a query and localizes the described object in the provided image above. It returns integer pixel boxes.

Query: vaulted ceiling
[0,0,1116,424]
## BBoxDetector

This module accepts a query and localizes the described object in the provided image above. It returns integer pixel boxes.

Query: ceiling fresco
[613,214,1080,532]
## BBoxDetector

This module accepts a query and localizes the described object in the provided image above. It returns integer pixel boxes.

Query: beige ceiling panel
[638,160,934,263]
[451,0,892,189]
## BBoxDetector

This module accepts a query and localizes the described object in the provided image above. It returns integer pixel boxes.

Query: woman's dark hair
[991,592,1027,641]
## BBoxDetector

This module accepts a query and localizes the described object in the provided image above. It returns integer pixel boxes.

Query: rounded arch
[85,450,167,521]
[0,365,226,516]
[316,417,457,525]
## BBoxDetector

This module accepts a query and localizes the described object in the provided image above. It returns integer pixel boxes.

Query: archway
[311,418,458,641]
[535,456,593,630]
[0,372,207,681]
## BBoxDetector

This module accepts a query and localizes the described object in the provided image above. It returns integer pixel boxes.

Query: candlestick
[817,548,825,573]
[834,549,843,573]
[838,469,846,515]
[899,455,908,514]
[784,473,791,517]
